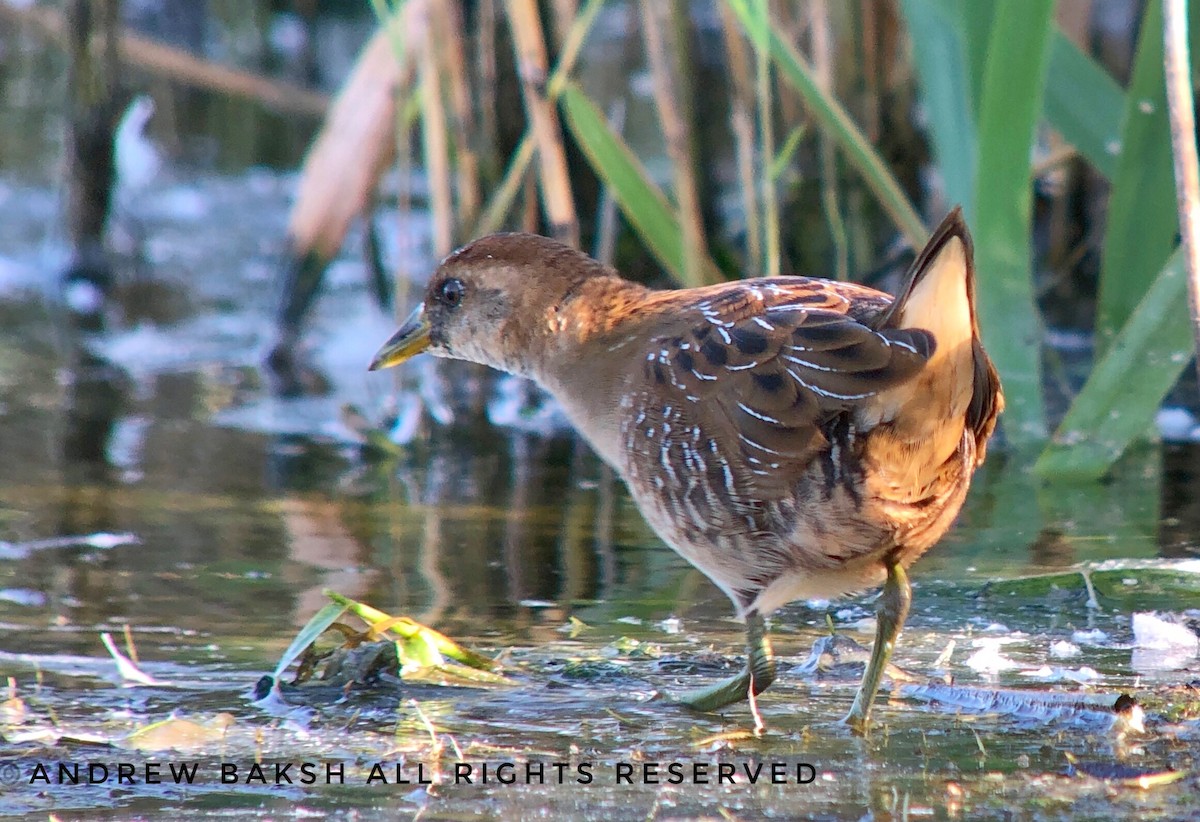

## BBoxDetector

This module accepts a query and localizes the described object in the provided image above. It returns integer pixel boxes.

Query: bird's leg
[843,558,912,734]
[675,611,776,714]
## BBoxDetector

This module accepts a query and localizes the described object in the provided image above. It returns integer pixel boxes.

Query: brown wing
[620,279,933,530]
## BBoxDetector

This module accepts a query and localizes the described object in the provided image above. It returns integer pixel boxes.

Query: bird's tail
[872,209,1003,486]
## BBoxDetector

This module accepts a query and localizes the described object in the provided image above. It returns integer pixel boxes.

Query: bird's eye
[436,277,465,308]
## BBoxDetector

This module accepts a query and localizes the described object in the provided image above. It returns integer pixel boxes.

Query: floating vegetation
[263,589,511,698]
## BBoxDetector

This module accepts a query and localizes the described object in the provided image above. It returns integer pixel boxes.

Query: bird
[368,209,1003,733]
[114,94,162,211]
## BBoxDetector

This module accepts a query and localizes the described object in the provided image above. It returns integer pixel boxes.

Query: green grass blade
[723,0,926,249]
[271,601,348,680]
[558,82,723,286]
[900,0,977,221]
[957,0,995,118]
[1093,1,1195,355]
[471,0,605,237]
[1035,249,1191,478]
[324,590,497,671]
[1043,32,1124,179]
[770,124,808,181]
[971,0,1054,446]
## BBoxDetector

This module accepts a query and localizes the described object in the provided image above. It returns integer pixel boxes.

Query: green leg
[675,611,776,712]
[843,559,912,734]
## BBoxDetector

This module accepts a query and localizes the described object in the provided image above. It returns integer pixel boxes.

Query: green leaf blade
[900,0,978,222]
[1093,0,1194,356]
[724,0,927,249]
[1043,32,1124,179]
[1036,250,1192,478]
[558,83,723,287]
[971,0,1055,447]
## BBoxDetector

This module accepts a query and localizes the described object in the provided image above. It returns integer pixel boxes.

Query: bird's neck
[527,276,653,469]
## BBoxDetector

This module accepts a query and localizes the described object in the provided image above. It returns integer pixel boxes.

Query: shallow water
[1,11,1199,822]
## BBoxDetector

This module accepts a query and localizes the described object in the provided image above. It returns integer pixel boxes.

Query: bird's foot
[671,667,754,713]
[841,560,912,735]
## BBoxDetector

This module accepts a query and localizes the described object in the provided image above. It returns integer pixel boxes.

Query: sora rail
[370,209,1002,732]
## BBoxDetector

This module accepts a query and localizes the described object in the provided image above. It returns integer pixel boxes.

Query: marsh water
[2,9,1200,822]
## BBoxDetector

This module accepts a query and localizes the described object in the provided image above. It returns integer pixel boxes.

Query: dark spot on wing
[675,349,694,372]
[730,326,769,356]
[700,338,727,367]
[793,291,834,304]
[793,317,848,343]
[752,371,785,393]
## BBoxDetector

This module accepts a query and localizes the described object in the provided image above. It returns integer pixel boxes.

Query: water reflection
[0,6,1196,818]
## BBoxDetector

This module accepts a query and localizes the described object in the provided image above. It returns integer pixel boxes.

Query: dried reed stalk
[474,0,499,176]
[639,0,707,284]
[755,0,780,278]
[474,0,602,237]
[549,0,579,50]
[858,0,880,143]
[417,7,455,257]
[593,98,627,265]
[504,0,580,247]
[718,0,762,275]
[287,28,410,264]
[0,1,329,116]
[431,0,481,233]
[810,0,848,281]
[1162,0,1200,388]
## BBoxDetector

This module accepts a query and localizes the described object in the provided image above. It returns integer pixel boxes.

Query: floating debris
[964,638,1020,675]
[900,683,1144,732]
[1049,640,1082,659]
[1131,611,1200,651]
[124,714,235,753]
[0,532,140,560]
[266,590,510,701]
[100,632,169,687]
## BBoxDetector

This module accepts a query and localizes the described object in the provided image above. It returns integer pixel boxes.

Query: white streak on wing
[661,443,678,482]
[784,366,873,401]
[752,316,775,331]
[725,360,760,371]
[719,458,736,495]
[888,336,918,354]
[736,402,782,425]
[692,369,717,381]
[782,352,836,372]
[716,326,732,344]
[737,431,787,456]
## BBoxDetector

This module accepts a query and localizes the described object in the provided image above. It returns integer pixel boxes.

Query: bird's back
[581,210,1002,613]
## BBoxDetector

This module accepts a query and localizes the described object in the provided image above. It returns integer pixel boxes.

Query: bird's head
[368,233,616,378]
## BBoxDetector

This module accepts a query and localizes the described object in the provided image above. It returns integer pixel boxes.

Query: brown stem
[639,0,707,286]
[1162,0,1200,390]
[503,0,580,247]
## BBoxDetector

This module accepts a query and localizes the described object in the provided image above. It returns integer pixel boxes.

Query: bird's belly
[620,465,895,614]
[619,450,972,617]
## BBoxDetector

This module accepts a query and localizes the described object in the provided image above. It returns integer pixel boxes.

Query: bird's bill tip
[368,305,431,371]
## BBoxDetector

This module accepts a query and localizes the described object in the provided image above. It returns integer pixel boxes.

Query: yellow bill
[368,305,431,370]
